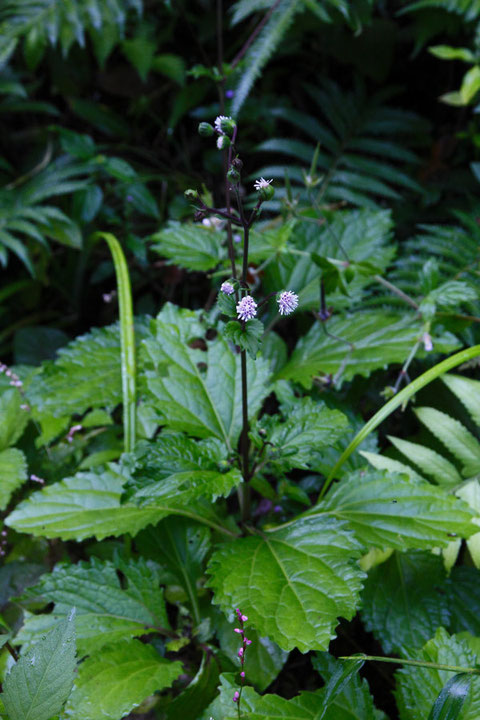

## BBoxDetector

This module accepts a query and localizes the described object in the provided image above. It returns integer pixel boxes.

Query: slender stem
[339,654,480,675]
[240,349,251,521]
[5,642,18,662]
[242,224,249,283]
[393,339,421,394]
[374,274,420,311]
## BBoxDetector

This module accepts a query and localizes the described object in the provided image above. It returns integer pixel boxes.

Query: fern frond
[253,79,425,208]
[0,0,142,63]
[402,0,480,22]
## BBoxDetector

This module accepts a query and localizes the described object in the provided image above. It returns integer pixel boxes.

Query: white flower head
[277,290,299,316]
[254,177,273,191]
[236,296,257,322]
[214,115,231,133]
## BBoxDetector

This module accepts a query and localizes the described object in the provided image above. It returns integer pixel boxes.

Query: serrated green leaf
[151,223,224,272]
[16,557,168,654]
[387,435,463,487]
[208,516,365,652]
[312,471,476,550]
[266,397,349,471]
[361,551,450,653]
[395,629,480,720]
[3,611,76,720]
[224,319,263,358]
[136,517,210,622]
[447,567,480,636]
[415,407,480,477]
[0,448,27,510]
[26,321,148,417]
[276,312,459,388]
[144,317,270,449]
[455,480,480,567]
[442,375,480,427]
[428,673,472,720]
[6,465,240,541]
[0,389,28,450]
[65,639,182,720]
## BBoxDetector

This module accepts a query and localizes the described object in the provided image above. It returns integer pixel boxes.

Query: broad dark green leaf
[428,674,471,720]
[361,551,450,653]
[447,567,480,637]
[144,316,270,448]
[395,629,480,720]
[66,639,182,720]
[208,516,364,652]
[314,471,477,550]
[3,611,76,720]
[16,557,169,654]
[276,312,459,388]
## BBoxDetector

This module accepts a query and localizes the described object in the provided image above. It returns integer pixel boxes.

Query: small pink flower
[238,647,244,658]
[234,628,242,634]
[233,691,240,703]
[245,638,252,645]
[241,614,248,622]
[240,671,245,678]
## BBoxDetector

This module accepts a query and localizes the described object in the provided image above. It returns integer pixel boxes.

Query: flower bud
[198,122,214,137]
[217,135,231,150]
[215,115,236,136]
[184,188,198,200]
[227,165,241,184]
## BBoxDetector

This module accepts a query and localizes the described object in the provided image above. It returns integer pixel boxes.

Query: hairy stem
[340,654,480,674]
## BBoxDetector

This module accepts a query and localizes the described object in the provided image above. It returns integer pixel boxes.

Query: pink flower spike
[233,691,240,703]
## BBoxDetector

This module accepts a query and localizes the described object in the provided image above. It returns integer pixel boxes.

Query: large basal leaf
[151,222,225,272]
[3,611,76,720]
[16,557,168,655]
[6,465,240,541]
[266,397,349,471]
[65,639,183,720]
[0,388,29,450]
[395,629,480,720]
[0,448,27,510]
[361,551,450,654]
[144,316,270,448]
[26,320,148,418]
[275,311,459,388]
[313,470,477,550]
[207,516,365,652]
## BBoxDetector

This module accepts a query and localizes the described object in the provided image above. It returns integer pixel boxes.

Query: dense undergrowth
[1,1,480,719]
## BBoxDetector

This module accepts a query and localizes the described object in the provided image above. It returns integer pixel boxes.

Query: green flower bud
[198,122,214,137]
[214,115,236,137]
[184,188,199,200]
[216,135,231,150]
[227,165,241,184]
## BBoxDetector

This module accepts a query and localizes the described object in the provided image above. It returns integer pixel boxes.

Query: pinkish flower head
[238,647,244,658]
[236,296,257,322]
[245,638,252,645]
[234,628,242,634]
[241,614,248,622]
[221,281,235,295]
[233,691,240,703]
[240,671,245,678]
[277,290,299,316]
